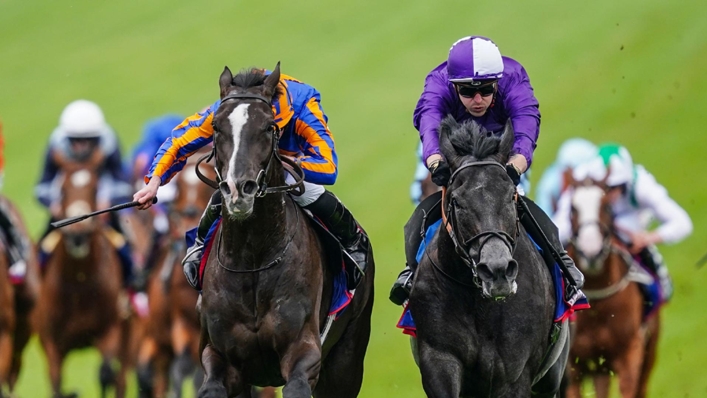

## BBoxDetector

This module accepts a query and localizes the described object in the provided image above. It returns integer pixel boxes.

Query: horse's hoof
[198,382,227,398]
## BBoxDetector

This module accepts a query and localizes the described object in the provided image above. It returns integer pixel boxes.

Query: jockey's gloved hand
[505,164,521,186]
[429,159,451,186]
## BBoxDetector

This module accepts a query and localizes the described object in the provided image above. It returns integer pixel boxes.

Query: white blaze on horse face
[70,169,91,188]
[225,103,250,201]
[65,200,92,218]
[572,186,605,258]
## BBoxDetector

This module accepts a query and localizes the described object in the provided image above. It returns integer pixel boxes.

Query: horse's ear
[263,62,281,98]
[438,115,462,169]
[219,66,234,99]
[562,167,575,190]
[52,150,68,170]
[87,149,105,171]
[498,119,515,164]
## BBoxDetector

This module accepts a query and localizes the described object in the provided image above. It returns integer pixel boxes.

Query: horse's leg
[563,363,583,398]
[279,339,321,398]
[9,307,31,391]
[0,331,12,393]
[313,298,373,398]
[612,332,645,398]
[95,323,122,398]
[418,349,462,398]
[136,337,157,398]
[636,314,661,398]
[40,337,70,398]
[169,349,195,398]
[593,373,611,398]
[199,344,238,398]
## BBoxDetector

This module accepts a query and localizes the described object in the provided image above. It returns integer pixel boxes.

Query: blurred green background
[1,0,705,396]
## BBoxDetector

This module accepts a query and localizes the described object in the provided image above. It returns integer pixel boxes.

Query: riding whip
[50,197,157,229]
[697,251,707,268]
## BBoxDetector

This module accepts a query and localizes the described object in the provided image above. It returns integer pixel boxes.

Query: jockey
[554,143,693,299]
[389,36,585,305]
[133,69,370,291]
[0,120,30,284]
[34,100,138,293]
[535,138,597,216]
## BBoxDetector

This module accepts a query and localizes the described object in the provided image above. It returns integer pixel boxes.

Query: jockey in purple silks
[389,36,585,305]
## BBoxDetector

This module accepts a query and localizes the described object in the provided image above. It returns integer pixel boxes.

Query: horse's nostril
[477,263,494,280]
[241,181,258,196]
[219,181,231,195]
[507,259,519,279]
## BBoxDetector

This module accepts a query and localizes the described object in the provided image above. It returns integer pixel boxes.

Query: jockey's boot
[305,190,369,290]
[389,265,414,306]
[638,245,672,301]
[182,191,222,291]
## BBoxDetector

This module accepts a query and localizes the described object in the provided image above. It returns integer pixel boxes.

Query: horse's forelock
[446,120,507,163]
[230,68,283,104]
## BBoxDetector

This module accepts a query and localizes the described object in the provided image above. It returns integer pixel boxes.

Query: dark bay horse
[34,151,129,398]
[408,117,567,397]
[197,64,374,398]
[0,194,40,396]
[564,177,659,398]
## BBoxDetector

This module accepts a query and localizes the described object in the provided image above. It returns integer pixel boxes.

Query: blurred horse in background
[0,195,39,396]
[564,176,660,398]
[33,150,130,398]
[0,240,13,397]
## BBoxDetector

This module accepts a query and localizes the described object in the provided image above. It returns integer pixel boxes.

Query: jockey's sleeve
[34,147,60,208]
[633,167,693,244]
[146,101,218,185]
[291,97,338,185]
[413,69,455,163]
[552,190,573,245]
[501,63,540,168]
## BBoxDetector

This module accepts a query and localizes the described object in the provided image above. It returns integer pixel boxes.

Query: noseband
[195,92,305,197]
[433,160,519,288]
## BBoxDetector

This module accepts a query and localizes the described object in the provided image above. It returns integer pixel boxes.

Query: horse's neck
[221,191,291,259]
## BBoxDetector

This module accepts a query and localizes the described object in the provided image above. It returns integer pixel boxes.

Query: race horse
[137,147,213,397]
[196,64,374,397]
[408,116,568,397]
[34,150,129,398]
[563,176,660,398]
[0,195,39,396]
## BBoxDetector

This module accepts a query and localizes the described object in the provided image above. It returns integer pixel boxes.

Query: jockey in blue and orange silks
[133,69,369,291]
[389,36,586,305]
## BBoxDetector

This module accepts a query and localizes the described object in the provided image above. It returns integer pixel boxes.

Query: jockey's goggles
[456,81,496,98]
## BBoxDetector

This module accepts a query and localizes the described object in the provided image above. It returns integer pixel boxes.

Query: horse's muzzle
[477,243,518,299]
[220,179,257,219]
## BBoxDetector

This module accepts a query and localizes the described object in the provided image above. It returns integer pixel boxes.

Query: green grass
[1,0,706,396]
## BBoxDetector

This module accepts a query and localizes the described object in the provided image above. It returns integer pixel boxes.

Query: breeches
[285,173,325,207]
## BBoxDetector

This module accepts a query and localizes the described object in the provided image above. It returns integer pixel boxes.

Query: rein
[580,245,650,300]
[195,92,305,197]
[425,160,519,289]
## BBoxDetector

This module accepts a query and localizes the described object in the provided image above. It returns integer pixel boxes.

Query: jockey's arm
[414,70,454,166]
[633,167,693,246]
[292,98,337,185]
[502,66,540,172]
[551,190,573,245]
[135,103,218,209]
[34,147,60,209]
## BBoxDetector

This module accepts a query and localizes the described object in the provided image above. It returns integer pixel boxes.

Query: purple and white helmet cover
[447,36,504,83]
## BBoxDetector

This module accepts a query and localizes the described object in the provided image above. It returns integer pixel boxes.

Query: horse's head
[54,150,103,257]
[567,173,614,274]
[211,63,283,219]
[438,116,518,299]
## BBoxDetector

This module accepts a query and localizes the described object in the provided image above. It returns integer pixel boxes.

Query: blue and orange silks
[146,72,338,186]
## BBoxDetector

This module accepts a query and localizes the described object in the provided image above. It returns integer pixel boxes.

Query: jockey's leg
[638,245,672,300]
[390,191,443,305]
[519,197,585,290]
[292,181,369,290]
[182,191,222,290]
[0,205,27,284]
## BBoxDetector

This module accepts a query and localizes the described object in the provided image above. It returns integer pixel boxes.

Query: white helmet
[598,143,633,186]
[59,100,108,138]
[556,138,597,169]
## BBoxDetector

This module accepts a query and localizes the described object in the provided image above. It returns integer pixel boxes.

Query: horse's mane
[231,68,283,103]
[439,115,514,163]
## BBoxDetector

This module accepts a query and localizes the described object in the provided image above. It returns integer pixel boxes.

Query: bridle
[569,184,615,267]
[195,92,305,197]
[429,160,519,288]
